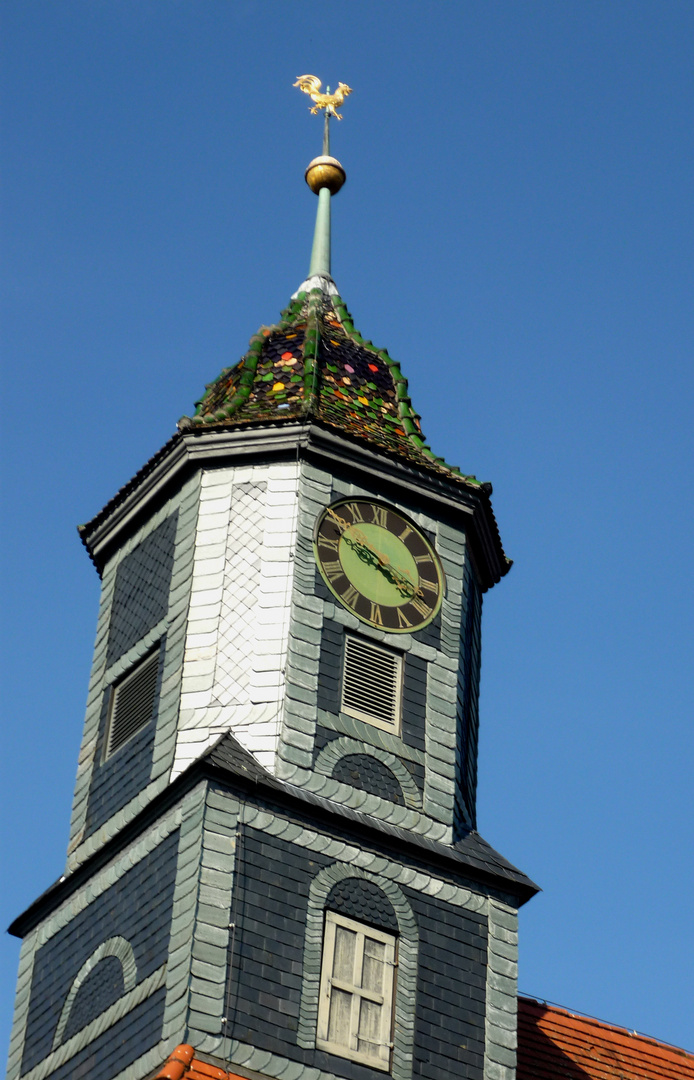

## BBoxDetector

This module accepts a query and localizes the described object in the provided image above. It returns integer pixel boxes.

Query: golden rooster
[293,75,353,119]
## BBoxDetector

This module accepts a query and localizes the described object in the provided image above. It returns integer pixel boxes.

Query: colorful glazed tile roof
[517,996,694,1080]
[179,286,483,488]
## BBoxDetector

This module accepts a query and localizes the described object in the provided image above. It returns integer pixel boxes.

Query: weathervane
[293,75,352,120]
[294,75,352,279]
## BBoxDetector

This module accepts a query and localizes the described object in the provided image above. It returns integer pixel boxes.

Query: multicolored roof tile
[179,286,484,489]
[518,996,694,1080]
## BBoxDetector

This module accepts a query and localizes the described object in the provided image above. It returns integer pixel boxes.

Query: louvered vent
[341,636,403,733]
[106,649,160,758]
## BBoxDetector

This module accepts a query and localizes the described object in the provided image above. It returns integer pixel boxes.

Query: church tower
[7,82,537,1080]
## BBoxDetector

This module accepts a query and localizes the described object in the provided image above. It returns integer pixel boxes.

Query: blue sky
[2,0,693,1060]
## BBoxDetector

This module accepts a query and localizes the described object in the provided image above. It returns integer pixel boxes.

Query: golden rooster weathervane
[293,75,353,120]
[293,74,350,210]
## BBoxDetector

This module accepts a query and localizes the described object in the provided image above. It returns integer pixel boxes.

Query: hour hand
[347,536,417,598]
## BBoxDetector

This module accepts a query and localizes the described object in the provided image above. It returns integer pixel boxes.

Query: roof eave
[9,732,538,938]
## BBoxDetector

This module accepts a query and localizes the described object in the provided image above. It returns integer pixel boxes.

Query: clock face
[313,499,444,632]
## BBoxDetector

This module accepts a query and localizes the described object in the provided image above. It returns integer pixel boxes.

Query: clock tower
[7,85,537,1080]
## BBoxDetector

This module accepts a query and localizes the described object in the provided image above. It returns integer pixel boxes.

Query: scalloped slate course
[325,877,399,932]
[332,753,405,805]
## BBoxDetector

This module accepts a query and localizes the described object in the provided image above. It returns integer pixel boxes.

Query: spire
[294,75,349,290]
[178,78,502,535]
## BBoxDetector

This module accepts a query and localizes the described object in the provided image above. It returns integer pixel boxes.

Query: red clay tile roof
[179,287,484,489]
[155,1011,694,1080]
[518,996,694,1080]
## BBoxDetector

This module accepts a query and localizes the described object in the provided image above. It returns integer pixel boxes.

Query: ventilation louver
[106,649,160,758]
[341,636,403,733]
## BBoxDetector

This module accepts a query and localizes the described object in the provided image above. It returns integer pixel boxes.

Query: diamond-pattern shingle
[213,482,266,706]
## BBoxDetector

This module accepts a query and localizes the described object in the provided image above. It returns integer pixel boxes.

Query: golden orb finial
[305,156,346,195]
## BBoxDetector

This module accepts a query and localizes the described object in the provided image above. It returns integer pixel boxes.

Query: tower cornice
[78,422,510,589]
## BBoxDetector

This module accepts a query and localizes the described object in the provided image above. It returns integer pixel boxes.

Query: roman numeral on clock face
[396,608,412,629]
[344,502,364,523]
[341,584,360,607]
[369,603,383,625]
[370,505,388,527]
[319,535,339,553]
[410,595,431,618]
[322,560,344,583]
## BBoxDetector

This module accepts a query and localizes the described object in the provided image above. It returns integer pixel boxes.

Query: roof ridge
[320,290,481,482]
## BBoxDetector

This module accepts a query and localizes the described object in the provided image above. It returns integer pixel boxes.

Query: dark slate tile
[106,513,178,667]
[38,986,165,1080]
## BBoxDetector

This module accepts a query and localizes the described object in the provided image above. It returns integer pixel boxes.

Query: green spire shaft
[307,109,332,278]
[308,186,332,277]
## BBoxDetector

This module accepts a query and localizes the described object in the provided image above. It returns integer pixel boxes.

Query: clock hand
[326,507,352,534]
[344,535,419,598]
[325,507,423,599]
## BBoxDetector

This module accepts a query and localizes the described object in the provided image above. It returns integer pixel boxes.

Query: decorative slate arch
[314,736,422,809]
[52,936,137,1050]
[297,862,418,1080]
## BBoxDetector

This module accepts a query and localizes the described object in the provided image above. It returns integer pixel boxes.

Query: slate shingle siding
[106,513,177,667]
[455,573,482,836]
[314,565,332,603]
[46,988,165,1080]
[225,820,488,1080]
[332,754,405,805]
[314,725,341,756]
[405,888,488,1080]
[21,830,179,1075]
[402,651,427,753]
[84,642,165,836]
[412,610,441,652]
[402,757,425,796]
[224,825,326,1061]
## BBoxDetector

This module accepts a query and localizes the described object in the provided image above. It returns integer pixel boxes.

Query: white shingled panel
[173,462,298,778]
